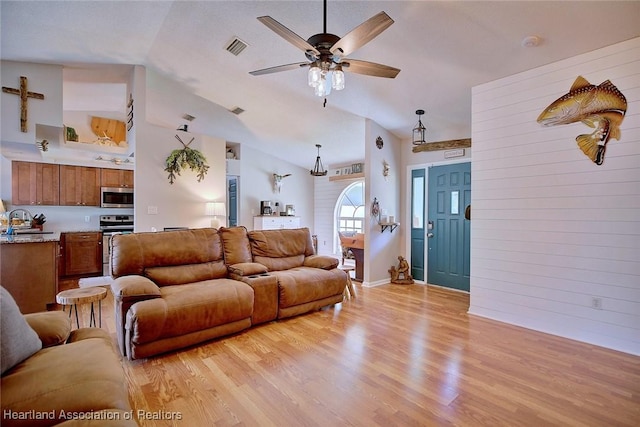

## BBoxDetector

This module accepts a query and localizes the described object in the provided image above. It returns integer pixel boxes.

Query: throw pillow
[1,286,42,374]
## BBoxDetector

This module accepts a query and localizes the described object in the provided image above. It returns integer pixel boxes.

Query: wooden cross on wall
[2,76,45,132]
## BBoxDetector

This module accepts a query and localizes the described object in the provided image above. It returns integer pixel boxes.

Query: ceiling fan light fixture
[310,144,328,176]
[308,63,321,87]
[314,73,332,97]
[332,66,345,91]
[412,109,427,145]
[250,1,399,99]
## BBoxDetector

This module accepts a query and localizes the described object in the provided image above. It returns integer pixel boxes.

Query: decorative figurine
[389,256,414,284]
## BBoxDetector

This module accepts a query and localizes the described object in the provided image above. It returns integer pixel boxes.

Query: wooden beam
[412,138,471,153]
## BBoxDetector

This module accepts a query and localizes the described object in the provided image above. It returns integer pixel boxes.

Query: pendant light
[310,144,328,176]
[412,109,427,145]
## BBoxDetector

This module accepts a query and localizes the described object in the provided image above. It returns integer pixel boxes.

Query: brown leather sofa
[110,227,346,360]
[1,290,136,427]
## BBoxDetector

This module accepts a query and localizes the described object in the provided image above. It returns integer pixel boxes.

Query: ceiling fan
[249,0,400,97]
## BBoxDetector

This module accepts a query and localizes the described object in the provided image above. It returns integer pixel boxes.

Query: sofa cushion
[111,228,224,278]
[253,254,306,271]
[145,261,228,286]
[270,267,347,308]
[248,228,315,259]
[24,311,71,348]
[219,226,253,265]
[248,228,316,271]
[0,287,42,375]
[127,279,254,345]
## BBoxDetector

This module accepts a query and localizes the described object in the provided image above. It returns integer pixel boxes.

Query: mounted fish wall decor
[537,76,627,165]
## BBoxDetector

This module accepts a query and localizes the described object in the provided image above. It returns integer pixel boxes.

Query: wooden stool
[339,265,356,299]
[56,287,108,328]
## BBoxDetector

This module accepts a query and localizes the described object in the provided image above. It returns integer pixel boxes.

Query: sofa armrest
[228,262,268,277]
[110,276,161,357]
[303,255,339,270]
[111,275,161,301]
[23,311,71,348]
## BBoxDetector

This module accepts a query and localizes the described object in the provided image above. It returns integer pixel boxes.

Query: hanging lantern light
[412,109,427,145]
[310,144,328,176]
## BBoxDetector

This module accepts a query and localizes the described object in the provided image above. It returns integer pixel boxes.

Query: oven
[100,215,134,276]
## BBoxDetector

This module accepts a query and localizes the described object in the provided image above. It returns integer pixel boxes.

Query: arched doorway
[334,180,365,264]
[335,181,365,235]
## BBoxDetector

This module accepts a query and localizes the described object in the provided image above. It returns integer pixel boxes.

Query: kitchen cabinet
[253,216,301,230]
[1,240,59,313]
[59,232,102,277]
[59,165,101,206]
[101,168,133,188]
[11,161,60,206]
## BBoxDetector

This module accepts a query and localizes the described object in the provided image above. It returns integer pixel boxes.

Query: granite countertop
[0,231,61,244]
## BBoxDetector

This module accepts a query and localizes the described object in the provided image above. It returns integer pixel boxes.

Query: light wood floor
[76,282,639,427]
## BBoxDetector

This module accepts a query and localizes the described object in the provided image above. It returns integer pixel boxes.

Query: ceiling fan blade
[330,11,394,57]
[342,59,400,78]
[257,16,320,57]
[249,62,310,76]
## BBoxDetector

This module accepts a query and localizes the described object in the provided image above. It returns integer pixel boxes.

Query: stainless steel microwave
[101,187,134,208]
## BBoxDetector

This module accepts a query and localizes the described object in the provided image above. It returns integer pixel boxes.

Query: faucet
[8,208,33,226]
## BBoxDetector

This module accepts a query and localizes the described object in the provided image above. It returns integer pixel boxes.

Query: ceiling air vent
[225,37,248,56]
[182,113,195,121]
[229,106,245,115]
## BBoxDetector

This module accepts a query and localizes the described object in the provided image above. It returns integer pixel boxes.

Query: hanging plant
[165,135,210,184]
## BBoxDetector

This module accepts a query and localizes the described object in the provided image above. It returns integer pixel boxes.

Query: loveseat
[110,227,346,360]
[1,287,135,427]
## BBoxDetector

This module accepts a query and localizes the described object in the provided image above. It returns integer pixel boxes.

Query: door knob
[427,232,434,238]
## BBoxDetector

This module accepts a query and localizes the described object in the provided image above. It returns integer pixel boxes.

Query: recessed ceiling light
[521,35,542,48]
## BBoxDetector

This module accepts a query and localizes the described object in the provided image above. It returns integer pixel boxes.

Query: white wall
[1,61,63,144]
[237,144,314,230]
[470,37,640,355]
[364,119,402,286]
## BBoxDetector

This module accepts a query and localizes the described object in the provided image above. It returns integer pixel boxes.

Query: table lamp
[205,202,226,228]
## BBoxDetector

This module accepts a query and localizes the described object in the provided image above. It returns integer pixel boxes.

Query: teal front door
[427,162,471,291]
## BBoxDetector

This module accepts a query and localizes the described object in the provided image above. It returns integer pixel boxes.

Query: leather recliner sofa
[1,286,136,427]
[110,227,346,360]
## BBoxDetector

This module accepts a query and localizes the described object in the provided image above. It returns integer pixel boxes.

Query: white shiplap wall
[470,37,640,355]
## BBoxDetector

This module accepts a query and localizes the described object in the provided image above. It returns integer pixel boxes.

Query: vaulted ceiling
[2,1,639,168]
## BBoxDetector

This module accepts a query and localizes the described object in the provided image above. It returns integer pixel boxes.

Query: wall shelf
[329,172,365,182]
[380,222,399,233]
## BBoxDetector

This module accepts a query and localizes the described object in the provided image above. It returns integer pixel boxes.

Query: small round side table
[338,264,356,299]
[56,287,108,328]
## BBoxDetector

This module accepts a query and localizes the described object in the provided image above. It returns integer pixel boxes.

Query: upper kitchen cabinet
[101,168,133,188]
[59,165,100,206]
[12,161,60,206]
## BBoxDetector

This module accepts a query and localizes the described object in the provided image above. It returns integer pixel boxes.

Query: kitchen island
[0,232,61,313]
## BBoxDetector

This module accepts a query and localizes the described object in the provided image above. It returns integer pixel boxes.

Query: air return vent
[229,106,245,115]
[225,37,248,56]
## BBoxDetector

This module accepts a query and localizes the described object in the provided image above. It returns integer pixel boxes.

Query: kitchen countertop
[0,232,61,244]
